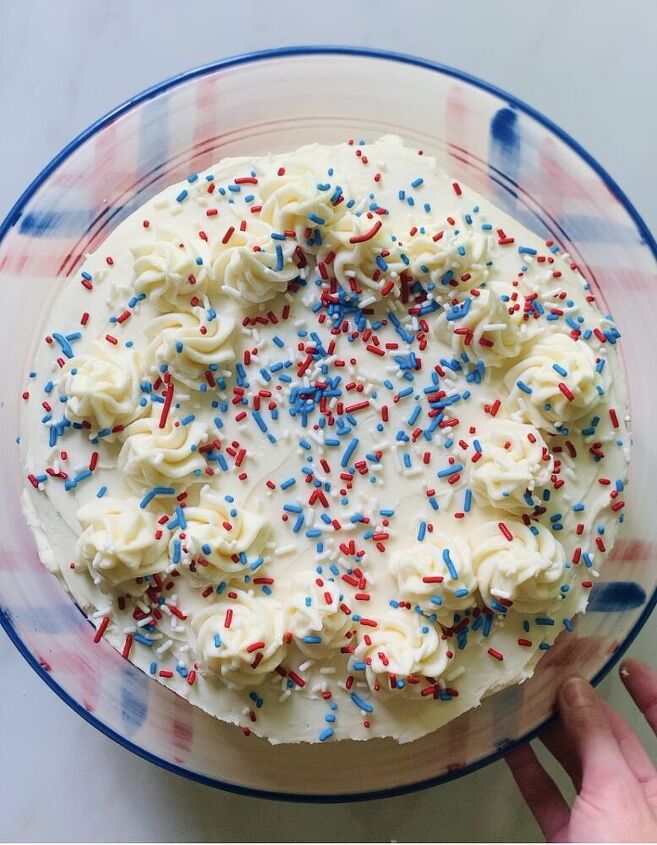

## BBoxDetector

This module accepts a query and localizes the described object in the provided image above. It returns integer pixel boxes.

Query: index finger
[620,659,657,736]
[559,677,632,789]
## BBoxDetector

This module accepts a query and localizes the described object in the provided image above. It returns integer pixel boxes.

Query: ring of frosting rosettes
[65,154,607,700]
[354,520,569,698]
[432,276,607,434]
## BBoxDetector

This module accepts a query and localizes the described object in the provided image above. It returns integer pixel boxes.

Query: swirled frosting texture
[75,498,167,587]
[192,591,286,688]
[258,162,348,248]
[211,222,300,303]
[132,233,210,312]
[61,340,145,432]
[145,309,236,387]
[505,332,603,430]
[471,520,567,614]
[285,572,353,657]
[353,609,451,695]
[436,282,534,366]
[321,213,401,296]
[470,420,552,513]
[117,414,208,488]
[389,532,476,620]
[170,485,269,581]
[409,229,492,291]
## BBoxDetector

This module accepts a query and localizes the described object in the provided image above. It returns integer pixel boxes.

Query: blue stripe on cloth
[121,665,149,735]
[588,581,647,612]
[14,603,86,634]
[19,210,98,237]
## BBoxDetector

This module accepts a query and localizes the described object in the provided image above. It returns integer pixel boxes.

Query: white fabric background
[1,1,656,841]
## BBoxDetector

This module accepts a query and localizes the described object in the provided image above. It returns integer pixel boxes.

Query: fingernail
[561,676,594,707]
[619,661,630,681]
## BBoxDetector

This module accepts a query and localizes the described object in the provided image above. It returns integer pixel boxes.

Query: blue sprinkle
[134,634,154,647]
[350,692,374,713]
[341,438,359,468]
[275,244,284,272]
[464,488,472,513]
[139,487,176,508]
[52,332,74,359]
[442,549,458,580]
[437,464,463,478]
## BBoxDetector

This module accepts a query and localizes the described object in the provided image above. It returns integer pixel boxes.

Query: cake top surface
[21,135,629,743]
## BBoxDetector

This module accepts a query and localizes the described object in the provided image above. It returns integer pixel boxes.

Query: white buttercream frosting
[75,497,167,587]
[389,532,477,620]
[117,413,209,489]
[170,485,269,581]
[320,213,401,296]
[408,228,492,292]
[132,231,211,312]
[285,571,354,657]
[211,220,301,304]
[469,420,552,513]
[192,591,286,688]
[436,281,535,366]
[352,608,452,696]
[258,161,348,249]
[471,520,567,614]
[145,308,236,388]
[504,332,604,430]
[61,339,146,433]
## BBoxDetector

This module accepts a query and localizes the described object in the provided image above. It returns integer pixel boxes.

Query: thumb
[559,677,630,789]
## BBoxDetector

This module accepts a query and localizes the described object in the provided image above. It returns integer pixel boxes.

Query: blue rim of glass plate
[1,45,657,804]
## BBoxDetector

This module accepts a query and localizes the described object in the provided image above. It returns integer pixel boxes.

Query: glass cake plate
[1,47,656,800]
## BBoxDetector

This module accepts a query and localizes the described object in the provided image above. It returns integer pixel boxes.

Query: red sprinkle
[498,522,513,542]
[93,616,110,643]
[349,220,382,244]
[558,382,575,401]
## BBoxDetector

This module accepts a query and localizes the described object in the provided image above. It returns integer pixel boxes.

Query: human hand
[506,659,657,843]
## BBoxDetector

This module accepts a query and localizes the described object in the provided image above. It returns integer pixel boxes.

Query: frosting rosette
[61,339,146,433]
[389,532,476,621]
[285,571,354,657]
[436,281,535,366]
[170,485,269,581]
[320,213,402,296]
[132,232,210,312]
[470,420,552,513]
[211,220,301,304]
[504,332,604,430]
[117,413,208,488]
[258,161,348,249]
[352,608,452,695]
[145,308,236,388]
[75,497,167,587]
[192,591,286,688]
[470,520,567,614]
[408,229,492,292]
